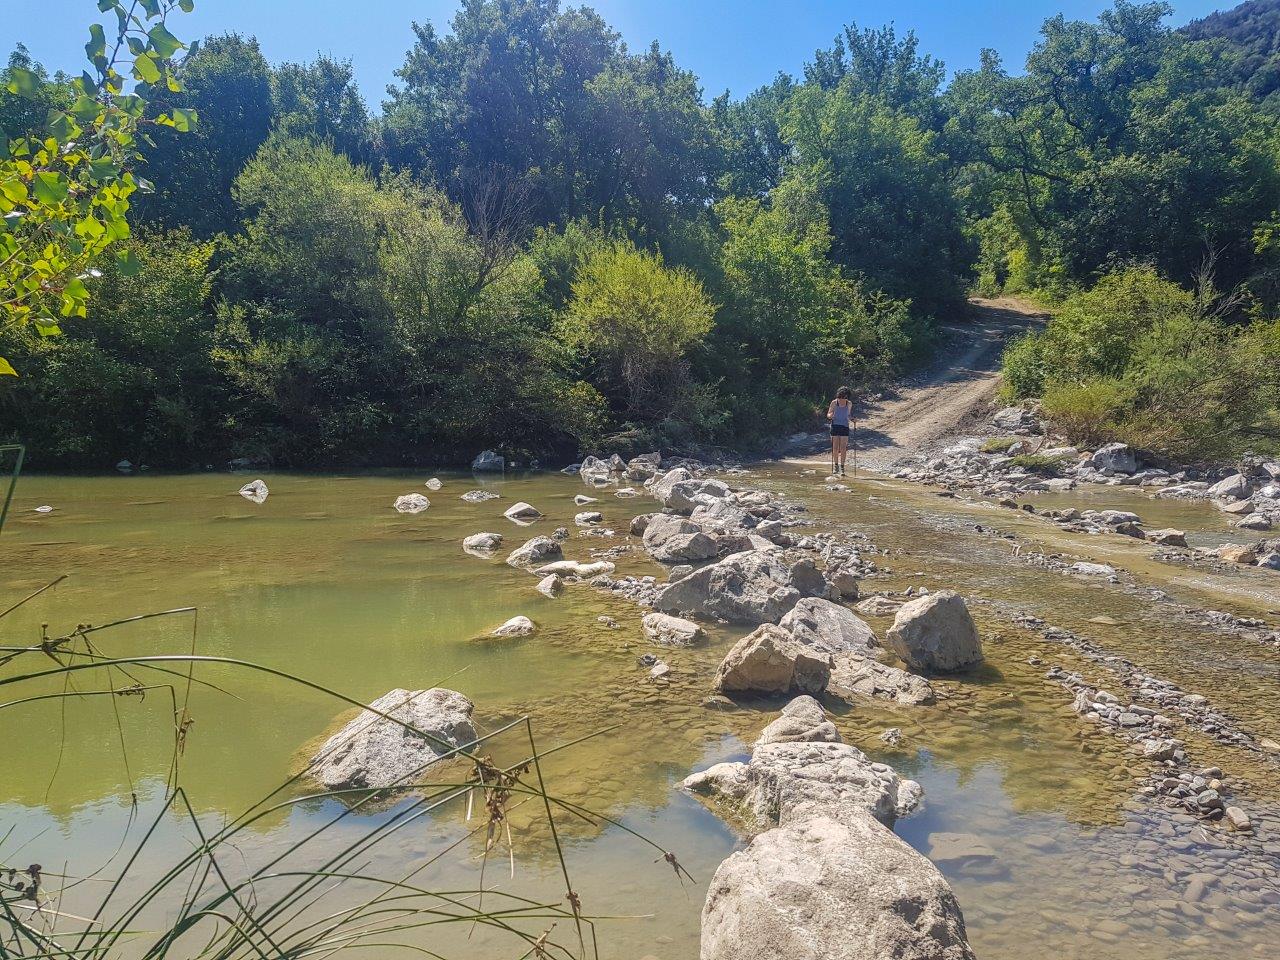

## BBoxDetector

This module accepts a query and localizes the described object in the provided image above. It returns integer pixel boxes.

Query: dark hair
[836,386,851,400]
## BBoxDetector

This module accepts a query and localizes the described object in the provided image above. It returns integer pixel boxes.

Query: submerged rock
[424,477,443,491]
[642,612,704,647]
[700,815,975,960]
[714,624,832,696]
[492,615,536,637]
[886,591,982,672]
[828,653,935,706]
[312,688,477,791]
[461,490,500,504]
[535,574,564,598]
[462,531,503,553]
[532,559,616,578]
[239,479,269,504]
[393,493,431,514]
[1147,528,1187,547]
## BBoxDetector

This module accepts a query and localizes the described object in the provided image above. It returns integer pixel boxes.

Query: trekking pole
[851,403,857,477]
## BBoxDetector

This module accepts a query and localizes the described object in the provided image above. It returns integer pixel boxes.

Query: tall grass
[0,447,689,959]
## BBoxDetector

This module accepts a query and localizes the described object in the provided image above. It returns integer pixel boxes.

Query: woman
[826,386,853,476]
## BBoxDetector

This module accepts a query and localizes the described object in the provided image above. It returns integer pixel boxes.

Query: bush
[1008,452,1069,473]
[1040,378,1131,448]
[999,331,1048,400]
[980,437,1019,453]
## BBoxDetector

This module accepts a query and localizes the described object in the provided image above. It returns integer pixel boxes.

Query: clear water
[2,469,1278,958]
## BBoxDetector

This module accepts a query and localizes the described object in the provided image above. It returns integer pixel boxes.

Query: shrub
[1041,379,1131,448]
[999,331,1048,400]
[1008,452,1069,473]
[980,437,1019,453]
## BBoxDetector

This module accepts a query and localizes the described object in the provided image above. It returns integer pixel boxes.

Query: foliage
[560,240,714,420]
[0,0,196,375]
[980,436,1020,453]
[1005,266,1280,458]
[1007,452,1070,472]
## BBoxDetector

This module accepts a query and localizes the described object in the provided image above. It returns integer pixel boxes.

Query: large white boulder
[700,814,975,960]
[779,598,878,656]
[1208,473,1251,500]
[462,531,503,553]
[312,688,477,791]
[531,559,616,578]
[654,550,829,624]
[665,478,731,513]
[492,615,536,637]
[642,514,719,563]
[993,406,1037,432]
[886,591,983,672]
[714,624,832,696]
[1090,442,1138,474]
[648,467,692,502]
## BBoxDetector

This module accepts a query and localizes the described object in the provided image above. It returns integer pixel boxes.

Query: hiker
[827,386,853,476]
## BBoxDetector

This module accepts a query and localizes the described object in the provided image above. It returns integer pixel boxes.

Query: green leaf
[33,319,63,338]
[86,23,107,61]
[68,93,102,122]
[0,357,18,377]
[97,0,116,11]
[0,133,8,160]
[147,23,183,58]
[139,0,161,17]
[32,172,69,205]
[46,111,81,141]
[0,178,27,205]
[171,107,196,132]
[179,0,195,11]
[5,67,40,98]
[116,248,142,276]
[133,53,161,84]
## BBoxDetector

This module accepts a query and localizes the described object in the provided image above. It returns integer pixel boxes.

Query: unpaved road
[790,296,1047,471]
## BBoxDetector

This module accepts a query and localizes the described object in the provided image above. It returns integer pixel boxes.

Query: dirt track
[789,296,1047,471]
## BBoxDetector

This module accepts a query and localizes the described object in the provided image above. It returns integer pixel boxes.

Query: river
[2,468,1278,958]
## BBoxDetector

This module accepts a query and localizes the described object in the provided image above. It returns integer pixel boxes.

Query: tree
[560,240,714,419]
[134,34,272,237]
[272,55,370,160]
[0,0,196,376]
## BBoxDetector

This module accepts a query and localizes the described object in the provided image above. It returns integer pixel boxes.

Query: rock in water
[239,479,269,504]
[116,459,134,473]
[1090,442,1138,474]
[714,624,832,696]
[828,653,935,705]
[536,574,564,598]
[779,597,878,655]
[574,510,604,525]
[506,536,563,568]
[393,493,430,514]
[503,501,542,521]
[700,814,976,960]
[425,477,443,491]
[653,550,829,624]
[312,688,477,791]
[1147,528,1187,547]
[886,591,982,672]
[754,695,840,746]
[462,531,503,552]
[492,615,536,637]
[460,490,500,503]
[642,612,704,647]
[683,740,921,831]
[532,559,616,578]
[33,504,54,514]
[471,450,504,472]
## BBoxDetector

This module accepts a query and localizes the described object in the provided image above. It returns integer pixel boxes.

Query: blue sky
[7,0,1229,107]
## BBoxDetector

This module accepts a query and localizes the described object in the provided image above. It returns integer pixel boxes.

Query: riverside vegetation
[5,0,1280,468]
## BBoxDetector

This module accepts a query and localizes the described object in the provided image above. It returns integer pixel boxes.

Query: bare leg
[838,435,849,471]
[830,436,838,474]
[834,436,848,472]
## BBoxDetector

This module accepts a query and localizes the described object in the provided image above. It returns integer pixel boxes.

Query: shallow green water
[2,469,1278,958]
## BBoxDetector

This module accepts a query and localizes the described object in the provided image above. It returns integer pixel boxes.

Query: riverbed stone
[536,574,564,598]
[828,653,936,705]
[653,550,829,624]
[503,501,542,521]
[312,688,477,791]
[886,591,982,672]
[715,624,832,695]
[642,612,704,647]
[492,615,536,637]
[463,531,503,553]
[461,489,500,503]
[1147,528,1188,547]
[779,597,878,656]
[239,479,269,503]
[700,814,975,960]
[1236,514,1272,531]
[574,510,604,525]
[684,739,921,831]
[754,695,840,747]
[506,536,563,568]
[1217,543,1259,565]
[393,493,431,514]
[855,595,904,617]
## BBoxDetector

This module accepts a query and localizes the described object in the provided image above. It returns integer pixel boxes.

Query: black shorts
[830,424,850,437]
